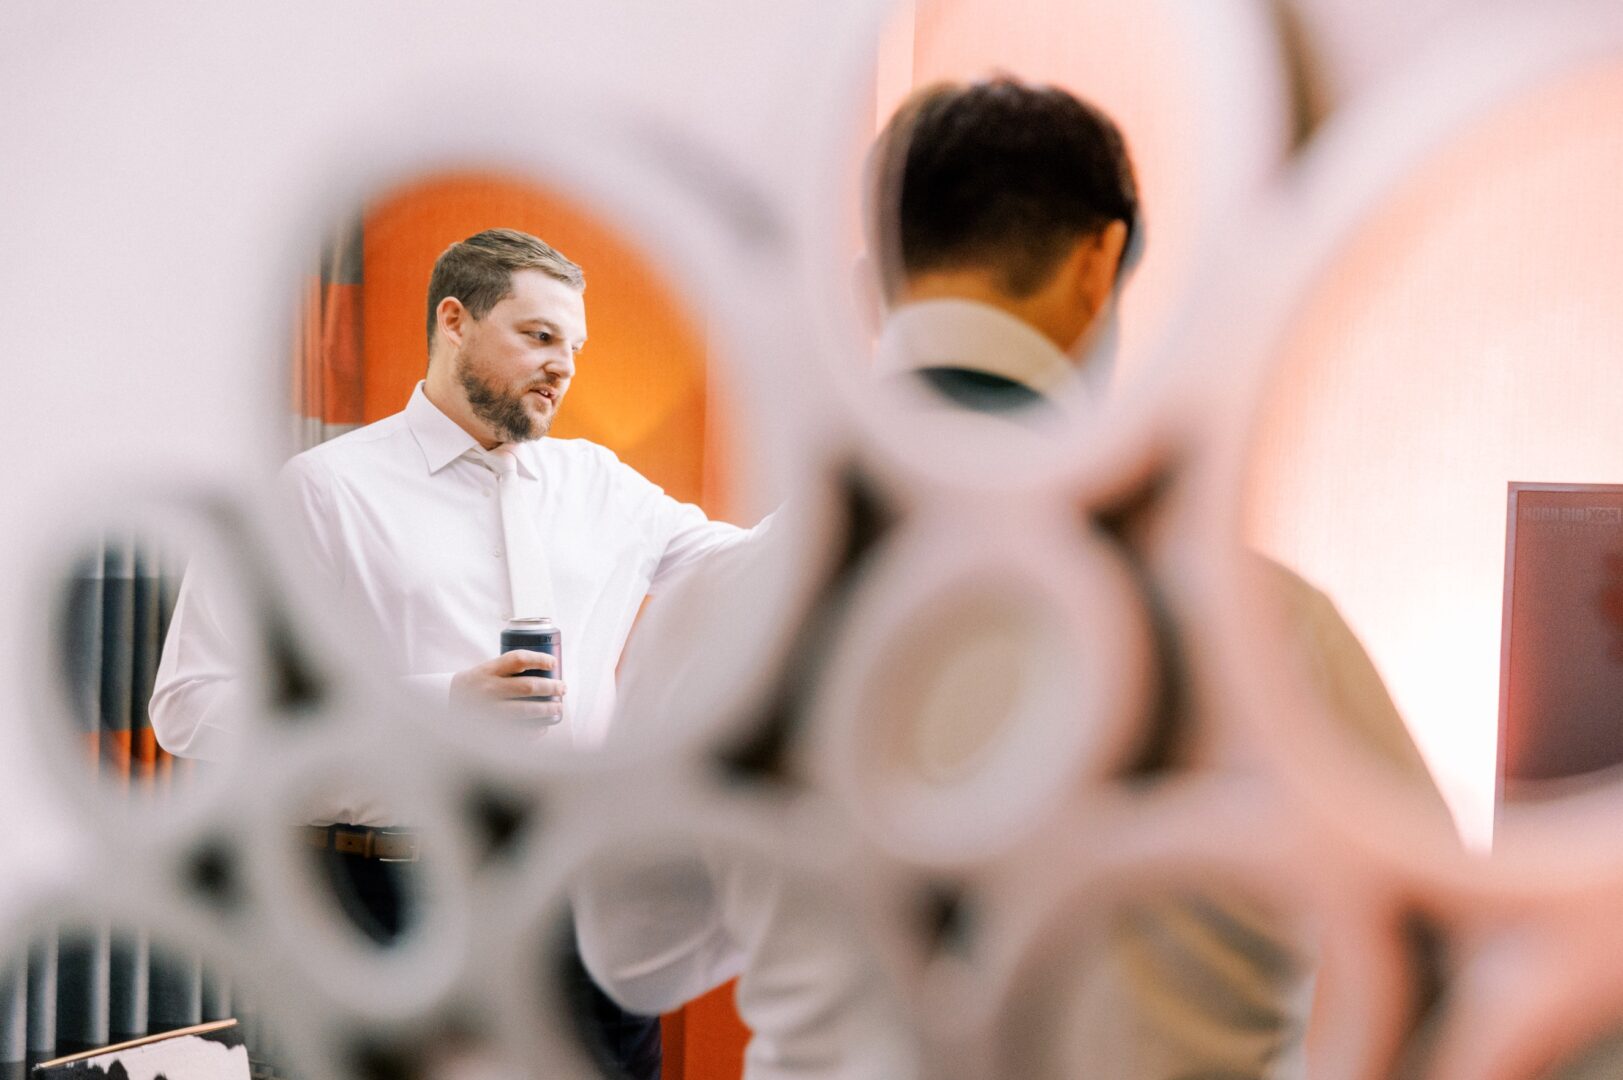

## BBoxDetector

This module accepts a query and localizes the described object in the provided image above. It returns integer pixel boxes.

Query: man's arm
[570,526,757,1011]
[149,456,347,759]
[572,499,809,1016]
[571,847,745,1014]
[649,500,758,591]
[600,449,774,594]
[1259,557,1443,790]
[149,561,250,761]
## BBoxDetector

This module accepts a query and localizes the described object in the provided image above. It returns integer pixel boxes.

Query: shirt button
[482,488,492,498]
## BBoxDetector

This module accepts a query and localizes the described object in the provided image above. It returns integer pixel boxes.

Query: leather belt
[302,824,421,863]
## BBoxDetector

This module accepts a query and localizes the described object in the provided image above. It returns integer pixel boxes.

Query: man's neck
[423,364,503,450]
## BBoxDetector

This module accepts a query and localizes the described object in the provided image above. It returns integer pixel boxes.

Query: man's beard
[457,354,554,444]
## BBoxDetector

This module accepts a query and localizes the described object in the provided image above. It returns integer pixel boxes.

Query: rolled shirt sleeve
[600,448,772,594]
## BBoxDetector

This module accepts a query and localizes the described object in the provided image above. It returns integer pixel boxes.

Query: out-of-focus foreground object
[7,2,1623,1079]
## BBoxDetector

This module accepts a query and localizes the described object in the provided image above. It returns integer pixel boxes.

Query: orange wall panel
[682,981,752,1078]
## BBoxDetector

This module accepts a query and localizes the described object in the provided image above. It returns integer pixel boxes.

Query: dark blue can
[500,617,562,702]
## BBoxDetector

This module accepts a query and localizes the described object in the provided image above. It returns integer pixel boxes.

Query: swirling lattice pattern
[7,3,1623,1079]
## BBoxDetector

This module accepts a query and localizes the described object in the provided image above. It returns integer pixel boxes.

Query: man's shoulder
[535,437,670,506]
[540,434,617,460]
[283,412,415,483]
[537,435,634,476]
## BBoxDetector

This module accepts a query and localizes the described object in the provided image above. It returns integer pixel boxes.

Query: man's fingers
[493,699,564,725]
[494,650,556,674]
[487,676,565,700]
[518,677,565,699]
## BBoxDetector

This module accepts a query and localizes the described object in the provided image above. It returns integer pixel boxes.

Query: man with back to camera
[576,78,1444,1078]
[864,77,1134,416]
[151,228,768,1080]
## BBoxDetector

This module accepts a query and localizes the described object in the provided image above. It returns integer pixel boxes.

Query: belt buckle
[376,827,420,863]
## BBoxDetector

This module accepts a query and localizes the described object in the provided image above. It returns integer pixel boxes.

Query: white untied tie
[483,445,557,620]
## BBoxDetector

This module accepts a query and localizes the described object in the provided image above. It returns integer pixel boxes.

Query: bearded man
[152,228,761,1080]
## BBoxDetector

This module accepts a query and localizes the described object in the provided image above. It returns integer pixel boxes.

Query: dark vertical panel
[54,924,110,1055]
[26,931,57,1065]
[107,929,149,1044]
[61,542,106,760]
[256,1019,286,1080]
[201,968,231,1024]
[100,540,136,787]
[131,545,163,788]
[1500,485,1623,788]
[0,956,25,1080]
[148,948,203,1033]
[234,989,266,1078]
[155,547,185,796]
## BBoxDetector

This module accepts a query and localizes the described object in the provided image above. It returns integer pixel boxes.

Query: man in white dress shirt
[576,77,1144,1079]
[580,79,1442,1079]
[152,228,760,1079]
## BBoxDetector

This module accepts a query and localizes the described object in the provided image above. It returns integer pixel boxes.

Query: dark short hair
[870,77,1139,298]
[425,228,585,352]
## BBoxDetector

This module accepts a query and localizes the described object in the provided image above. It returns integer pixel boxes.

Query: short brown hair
[868,77,1139,300]
[425,228,585,352]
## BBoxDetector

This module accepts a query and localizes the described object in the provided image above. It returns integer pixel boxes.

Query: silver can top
[505,616,556,630]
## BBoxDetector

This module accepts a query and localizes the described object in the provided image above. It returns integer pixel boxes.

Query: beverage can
[500,617,562,703]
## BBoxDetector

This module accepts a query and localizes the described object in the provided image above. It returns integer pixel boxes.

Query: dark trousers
[325,849,662,1080]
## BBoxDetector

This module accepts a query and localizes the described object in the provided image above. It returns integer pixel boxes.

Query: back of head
[869,77,1140,301]
[425,227,585,355]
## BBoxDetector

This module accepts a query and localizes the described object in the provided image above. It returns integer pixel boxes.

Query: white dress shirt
[576,305,1088,1079]
[577,301,1427,1079]
[574,305,1077,1079]
[151,382,759,822]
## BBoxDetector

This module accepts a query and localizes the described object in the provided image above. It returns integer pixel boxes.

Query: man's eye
[531,331,552,343]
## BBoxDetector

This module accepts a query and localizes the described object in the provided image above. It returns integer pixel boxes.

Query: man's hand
[449,651,566,725]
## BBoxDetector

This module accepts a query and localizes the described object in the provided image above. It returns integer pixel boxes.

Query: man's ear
[1068,221,1130,316]
[436,296,469,350]
[851,253,886,339]
[1098,219,1129,280]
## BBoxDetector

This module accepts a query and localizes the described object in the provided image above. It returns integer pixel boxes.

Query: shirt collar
[404,381,541,479]
[872,299,1079,399]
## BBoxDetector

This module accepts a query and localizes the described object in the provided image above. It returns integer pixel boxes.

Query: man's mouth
[528,386,557,404]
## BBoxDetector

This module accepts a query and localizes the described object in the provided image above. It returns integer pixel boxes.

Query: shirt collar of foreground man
[873,297,1082,400]
[404,379,542,479]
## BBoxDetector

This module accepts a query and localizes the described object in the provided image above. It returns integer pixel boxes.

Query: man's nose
[543,351,575,378]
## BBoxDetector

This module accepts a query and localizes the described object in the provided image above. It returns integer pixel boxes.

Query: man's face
[453,268,588,443]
